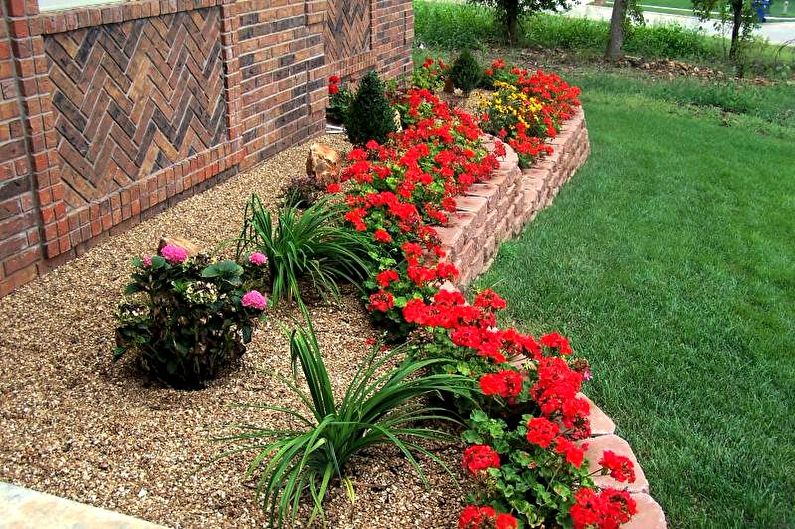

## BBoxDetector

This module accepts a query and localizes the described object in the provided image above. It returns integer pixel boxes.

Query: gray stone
[0,482,168,529]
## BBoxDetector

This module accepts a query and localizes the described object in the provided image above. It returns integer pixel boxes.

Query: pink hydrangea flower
[249,252,268,266]
[142,255,152,267]
[160,244,188,264]
[241,290,268,310]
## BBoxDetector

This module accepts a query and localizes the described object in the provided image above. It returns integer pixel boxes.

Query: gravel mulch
[0,135,466,528]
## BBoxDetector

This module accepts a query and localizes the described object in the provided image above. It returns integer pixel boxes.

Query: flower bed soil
[0,135,467,529]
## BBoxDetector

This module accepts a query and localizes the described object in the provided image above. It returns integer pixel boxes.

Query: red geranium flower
[599,450,636,483]
[368,290,394,312]
[374,229,392,243]
[570,488,637,529]
[375,269,399,288]
[474,288,507,310]
[541,331,573,355]
[462,444,500,475]
[554,437,586,468]
[526,417,560,449]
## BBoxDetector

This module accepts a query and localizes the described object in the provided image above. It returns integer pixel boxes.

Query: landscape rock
[157,236,201,256]
[306,142,340,186]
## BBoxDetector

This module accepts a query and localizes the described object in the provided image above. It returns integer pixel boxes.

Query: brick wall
[0,0,42,297]
[0,0,413,297]
[236,0,413,169]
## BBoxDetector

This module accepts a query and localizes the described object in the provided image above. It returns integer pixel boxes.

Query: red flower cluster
[328,75,340,96]
[482,61,581,167]
[554,436,586,468]
[479,370,524,400]
[459,505,519,529]
[570,488,637,529]
[474,288,507,310]
[526,416,560,449]
[532,357,591,439]
[599,450,636,483]
[368,290,394,312]
[332,62,633,529]
[485,62,581,121]
[462,444,501,475]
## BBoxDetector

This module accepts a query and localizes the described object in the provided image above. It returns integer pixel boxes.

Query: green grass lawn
[599,0,795,19]
[475,73,795,528]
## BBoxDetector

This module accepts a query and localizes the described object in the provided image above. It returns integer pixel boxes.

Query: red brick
[0,233,28,260]
[3,246,39,275]
[0,260,38,296]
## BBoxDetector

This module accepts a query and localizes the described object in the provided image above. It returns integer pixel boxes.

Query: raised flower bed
[327,58,667,529]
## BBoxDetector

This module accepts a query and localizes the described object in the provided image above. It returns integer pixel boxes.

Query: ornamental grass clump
[114,245,267,389]
[221,320,472,528]
[344,70,397,145]
[236,193,374,305]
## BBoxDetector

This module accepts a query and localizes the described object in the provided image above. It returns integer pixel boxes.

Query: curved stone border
[436,107,591,287]
[437,108,668,529]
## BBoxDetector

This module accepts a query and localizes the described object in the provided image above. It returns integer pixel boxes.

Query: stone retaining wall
[437,107,590,287]
[437,108,668,529]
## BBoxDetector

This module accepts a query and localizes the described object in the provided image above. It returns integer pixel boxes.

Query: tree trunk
[728,0,743,60]
[606,0,628,60]
[504,0,520,44]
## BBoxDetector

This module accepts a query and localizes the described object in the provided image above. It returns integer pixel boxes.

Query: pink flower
[249,252,268,266]
[160,244,188,264]
[241,290,268,310]
[142,255,152,267]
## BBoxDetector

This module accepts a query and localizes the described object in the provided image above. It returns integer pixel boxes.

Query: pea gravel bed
[0,135,467,528]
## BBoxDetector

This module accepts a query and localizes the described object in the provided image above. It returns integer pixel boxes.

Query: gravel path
[0,135,465,528]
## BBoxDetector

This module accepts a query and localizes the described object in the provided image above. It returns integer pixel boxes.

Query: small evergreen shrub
[114,247,267,389]
[450,50,482,94]
[344,70,397,145]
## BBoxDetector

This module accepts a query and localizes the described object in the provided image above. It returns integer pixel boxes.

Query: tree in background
[606,0,644,60]
[693,0,758,62]
[471,0,569,43]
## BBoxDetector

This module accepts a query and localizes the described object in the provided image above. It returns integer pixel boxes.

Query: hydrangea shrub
[114,245,267,388]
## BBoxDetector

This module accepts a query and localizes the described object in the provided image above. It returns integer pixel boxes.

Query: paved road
[568,1,795,44]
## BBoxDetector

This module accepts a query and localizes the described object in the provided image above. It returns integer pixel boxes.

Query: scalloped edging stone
[440,109,668,529]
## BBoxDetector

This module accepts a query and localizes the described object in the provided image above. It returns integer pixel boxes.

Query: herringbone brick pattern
[324,0,371,62]
[45,8,228,210]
